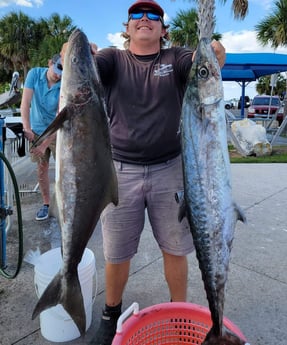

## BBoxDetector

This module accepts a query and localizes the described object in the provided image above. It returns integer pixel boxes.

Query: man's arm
[20,87,35,142]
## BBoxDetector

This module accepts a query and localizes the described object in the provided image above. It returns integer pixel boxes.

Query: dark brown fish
[31,29,118,335]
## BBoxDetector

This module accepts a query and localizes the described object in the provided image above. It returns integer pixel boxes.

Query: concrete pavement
[1,161,287,345]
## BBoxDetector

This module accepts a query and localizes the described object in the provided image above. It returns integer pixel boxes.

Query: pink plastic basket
[112,302,247,345]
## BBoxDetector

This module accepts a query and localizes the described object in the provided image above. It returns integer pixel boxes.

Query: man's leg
[105,260,130,306]
[35,160,50,220]
[37,160,50,204]
[90,261,130,345]
[162,251,188,301]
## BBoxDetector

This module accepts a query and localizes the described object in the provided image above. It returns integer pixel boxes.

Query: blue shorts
[100,155,194,263]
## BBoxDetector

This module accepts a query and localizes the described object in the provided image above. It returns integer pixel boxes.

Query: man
[90,1,226,344]
[20,54,62,221]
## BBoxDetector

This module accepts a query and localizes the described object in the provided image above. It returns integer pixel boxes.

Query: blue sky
[0,0,286,99]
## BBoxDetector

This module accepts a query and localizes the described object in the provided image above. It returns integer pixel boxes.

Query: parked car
[238,96,250,109]
[224,100,234,109]
[247,95,284,125]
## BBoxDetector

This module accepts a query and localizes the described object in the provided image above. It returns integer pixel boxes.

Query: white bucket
[34,247,96,342]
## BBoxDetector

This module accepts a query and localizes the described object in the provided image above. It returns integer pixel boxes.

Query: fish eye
[198,66,209,79]
[71,56,78,64]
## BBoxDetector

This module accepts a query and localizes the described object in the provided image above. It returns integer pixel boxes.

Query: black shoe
[90,309,121,345]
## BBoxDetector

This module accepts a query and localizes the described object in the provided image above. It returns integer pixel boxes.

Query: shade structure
[222,53,287,116]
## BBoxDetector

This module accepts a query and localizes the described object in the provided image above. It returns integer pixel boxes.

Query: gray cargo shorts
[100,155,194,263]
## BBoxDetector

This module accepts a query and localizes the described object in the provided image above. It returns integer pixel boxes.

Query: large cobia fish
[180,1,247,344]
[31,29,118,334]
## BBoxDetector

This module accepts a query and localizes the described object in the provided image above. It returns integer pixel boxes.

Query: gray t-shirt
[96,47,193,164]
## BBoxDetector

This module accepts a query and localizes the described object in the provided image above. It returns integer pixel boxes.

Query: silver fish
[180,1,246,344]
[31,29,118,334]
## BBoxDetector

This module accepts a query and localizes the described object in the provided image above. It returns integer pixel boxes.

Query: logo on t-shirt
[154,64,173,77]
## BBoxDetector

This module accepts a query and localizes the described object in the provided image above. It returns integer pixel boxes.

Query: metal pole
[0,117,6,268]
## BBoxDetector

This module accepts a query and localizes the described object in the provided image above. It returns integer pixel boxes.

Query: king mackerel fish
[180,1,247,344]
[31,29,118,334]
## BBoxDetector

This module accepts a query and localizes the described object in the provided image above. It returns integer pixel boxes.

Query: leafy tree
[256,74,286,97]
[169,8,222,49]
[227,0,249,19]
[0,11,36,79]
[31,13,76,67]
[0,11,76,82]
[186,0,249,19]
[169,9,198,48]
[169,1,248,48]
[255,0,287,48]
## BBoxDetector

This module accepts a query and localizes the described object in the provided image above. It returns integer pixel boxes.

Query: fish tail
[203,325,246,345]
[32,270,86,335]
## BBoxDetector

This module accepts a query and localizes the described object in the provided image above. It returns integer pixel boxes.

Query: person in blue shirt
[20,54,62,221]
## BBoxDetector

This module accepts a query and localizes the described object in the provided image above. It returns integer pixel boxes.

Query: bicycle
[0,74,23,279]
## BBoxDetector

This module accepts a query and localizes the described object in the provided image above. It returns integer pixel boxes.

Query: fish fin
[175,191,186,222]
[32,269,86,335]
[31,106,70,148]
[203,325,246,345]
[32,272,62,320]
[234,202,247,224]
[178,202,186,222]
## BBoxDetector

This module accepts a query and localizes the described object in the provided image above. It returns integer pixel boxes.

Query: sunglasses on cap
[129,10,162,21]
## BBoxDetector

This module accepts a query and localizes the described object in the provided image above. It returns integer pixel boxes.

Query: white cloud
[0,0,43,8]
[222,30,287,54]
[163,12,170,23]
[106,32,125,49]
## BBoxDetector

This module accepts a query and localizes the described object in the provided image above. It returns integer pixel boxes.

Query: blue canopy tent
[221,53,287,116]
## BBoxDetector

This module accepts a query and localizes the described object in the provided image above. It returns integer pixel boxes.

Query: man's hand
[211,40,226,68]
[192,40,226,69]
[90,43,98,55]
[30,140,48,157]
[23,128,35,142]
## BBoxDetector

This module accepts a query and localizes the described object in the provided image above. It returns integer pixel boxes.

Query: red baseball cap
[128,0,164,17]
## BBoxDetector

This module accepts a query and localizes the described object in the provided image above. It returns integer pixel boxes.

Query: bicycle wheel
[0,150,23,279]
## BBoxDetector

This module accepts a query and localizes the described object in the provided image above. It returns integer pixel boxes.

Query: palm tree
[0,11,36,79]
[227,0,249,19]
[169,1,248,49]
[30,14,76,67]
[256,74,286,96]
[0,12,76,80]
[255,0,287,48]
[44,13,76,37]
[195,0,249,20]
[169,8,223,49]
[169,9,198,48]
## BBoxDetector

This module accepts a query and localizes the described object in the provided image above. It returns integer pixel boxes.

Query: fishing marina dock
[1,160,286,345]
